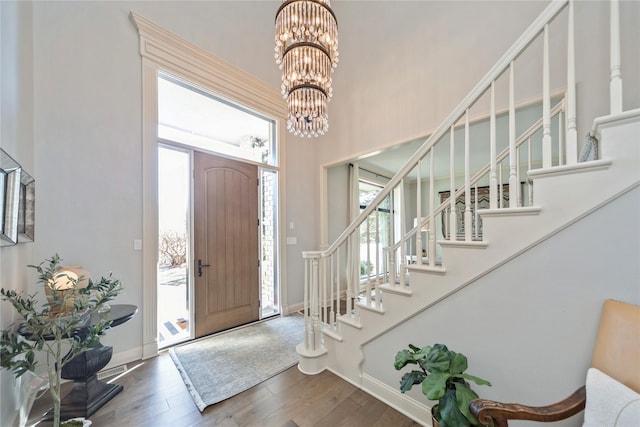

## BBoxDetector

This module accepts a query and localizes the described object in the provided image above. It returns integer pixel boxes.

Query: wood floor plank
[28,352,421,426]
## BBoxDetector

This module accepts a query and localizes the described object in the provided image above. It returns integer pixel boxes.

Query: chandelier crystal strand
[275,0,338,138]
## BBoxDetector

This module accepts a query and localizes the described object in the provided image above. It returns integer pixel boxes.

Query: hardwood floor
[29,352,422,427]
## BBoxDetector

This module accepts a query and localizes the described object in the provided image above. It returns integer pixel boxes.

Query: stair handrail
[387,97,565,271]
[308,0,569,259]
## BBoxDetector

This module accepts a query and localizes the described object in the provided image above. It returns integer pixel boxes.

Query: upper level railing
[299,0,628,354]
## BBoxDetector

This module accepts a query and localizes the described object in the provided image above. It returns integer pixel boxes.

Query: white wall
[1,1,638,424]
[320,0,640,167]
[0,1,35,424]
[363,185,640,426]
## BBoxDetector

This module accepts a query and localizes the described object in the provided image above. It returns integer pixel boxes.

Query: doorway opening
[156,72,280,348]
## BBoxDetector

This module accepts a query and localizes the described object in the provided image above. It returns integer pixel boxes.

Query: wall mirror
[1,148,22,246]
[18,169,35,242]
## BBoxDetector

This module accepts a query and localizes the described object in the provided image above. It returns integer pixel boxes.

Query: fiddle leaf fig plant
[395,343,491,427]
[0,254,123,427]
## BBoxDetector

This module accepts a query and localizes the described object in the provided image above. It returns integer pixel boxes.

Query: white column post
[508,61,517,207]
[464,109,472,241]
[489,81,498,209]
[303,255,310,349]
[566,0,578,164]
[449,125,457,240]
[429,148,436,266]
[416,159,423,263]
[542,24,552,168]
[610,0,623,115]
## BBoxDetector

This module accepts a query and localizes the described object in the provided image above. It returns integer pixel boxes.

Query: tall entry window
[157,72,280,347]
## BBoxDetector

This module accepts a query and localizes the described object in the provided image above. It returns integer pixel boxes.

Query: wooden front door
[194,152,259,337]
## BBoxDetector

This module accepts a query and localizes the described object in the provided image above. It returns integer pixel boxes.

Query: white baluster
[490,81,498,209]
[566,0,578,164]
[346,236,353,318]
[559,103,565,165]
[382,247,389,285]
[335,247,341,330]
[399,180,406,287]
[610,0,623,114]
[303,255,310,349]
[375,208,381,308]
[474,183,479,239]
[416,159,423,263]
[464,109,472,241]
[542,24,552,168]
[528,138,534,206]
[310,257,320,351]
[449,125,457,240]
[516,147,522,207]
[508,61,517,207]
[429,148,436,267]
[366,214,371,306]
[499,163,504,208]
[329,253,334,327]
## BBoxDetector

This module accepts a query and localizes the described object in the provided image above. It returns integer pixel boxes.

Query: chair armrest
[469,385,586,427]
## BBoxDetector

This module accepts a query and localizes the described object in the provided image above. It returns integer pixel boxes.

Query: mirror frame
[1,149,22,246]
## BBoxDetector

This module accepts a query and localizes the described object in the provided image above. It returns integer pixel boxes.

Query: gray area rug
[169,315,304,411]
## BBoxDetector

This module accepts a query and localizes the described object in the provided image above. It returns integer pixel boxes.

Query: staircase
[297,1,639,424]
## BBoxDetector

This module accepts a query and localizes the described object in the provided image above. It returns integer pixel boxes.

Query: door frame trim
[132,12,288,359]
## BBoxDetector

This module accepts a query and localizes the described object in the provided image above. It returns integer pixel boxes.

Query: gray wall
[322,1,639,167]
[1,1,638,425]
[0,1,35,423]
[363,186,640,426]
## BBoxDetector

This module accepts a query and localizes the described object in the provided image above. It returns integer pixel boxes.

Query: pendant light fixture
[275,0,339,138]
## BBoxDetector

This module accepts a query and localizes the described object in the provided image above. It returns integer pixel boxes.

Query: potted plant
[394,343,491,427]
[0,254,123,427]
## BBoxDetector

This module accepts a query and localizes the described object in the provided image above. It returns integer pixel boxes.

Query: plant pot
[431,404,440,427]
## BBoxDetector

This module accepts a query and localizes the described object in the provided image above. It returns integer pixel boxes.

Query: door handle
[197,259,211,277]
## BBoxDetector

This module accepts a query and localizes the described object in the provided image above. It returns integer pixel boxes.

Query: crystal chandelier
[275,0,339,138]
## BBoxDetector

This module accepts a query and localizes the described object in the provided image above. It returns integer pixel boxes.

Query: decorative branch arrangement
[1,254,123,427]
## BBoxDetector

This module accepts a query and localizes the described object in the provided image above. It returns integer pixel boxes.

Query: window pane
[158,73,276,166]
[358,179,391,279]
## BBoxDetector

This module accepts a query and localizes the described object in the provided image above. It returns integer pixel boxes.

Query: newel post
[297,251,327,375]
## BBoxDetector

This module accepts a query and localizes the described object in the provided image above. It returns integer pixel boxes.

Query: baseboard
[142,339,159,360]
[107,346,144,371]
[361,373,432,427]
[283,301,304,315]
[285,290,348,316]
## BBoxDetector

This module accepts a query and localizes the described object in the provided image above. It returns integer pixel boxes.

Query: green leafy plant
[394,343,491,426]
[0,254,123,427]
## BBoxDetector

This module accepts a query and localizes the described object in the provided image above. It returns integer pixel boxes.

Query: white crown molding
[130,12,285,119]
